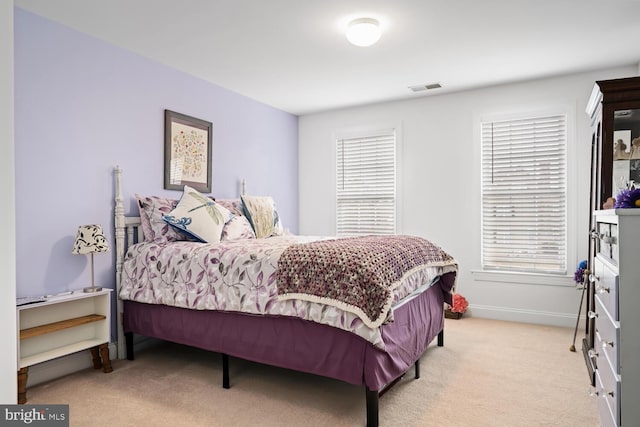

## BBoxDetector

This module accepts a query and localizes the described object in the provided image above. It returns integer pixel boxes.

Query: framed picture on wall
[164,110,213,192]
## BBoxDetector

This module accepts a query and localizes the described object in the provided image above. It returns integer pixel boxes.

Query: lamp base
[83,286,103,293]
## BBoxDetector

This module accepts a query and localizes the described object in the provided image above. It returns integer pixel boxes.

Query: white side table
[16,289,113,403]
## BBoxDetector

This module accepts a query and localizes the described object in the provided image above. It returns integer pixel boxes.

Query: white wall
[0,1,17,403]
[299,65,638,327]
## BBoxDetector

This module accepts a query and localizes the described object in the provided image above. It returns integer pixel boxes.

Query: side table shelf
[16,289,113,404]
[20,314,106,339]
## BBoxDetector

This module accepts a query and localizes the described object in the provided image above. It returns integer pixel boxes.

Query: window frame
[474,106,577,287]
[334,125,400,237]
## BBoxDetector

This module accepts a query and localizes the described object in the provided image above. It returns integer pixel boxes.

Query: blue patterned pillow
[163,185,233,243]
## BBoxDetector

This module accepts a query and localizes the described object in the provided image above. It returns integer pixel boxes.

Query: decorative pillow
[215,199,245,217]
[136,194,190,243]
[241,195,284,238]
[135,194,154,242]
[162,185,233,243]
[221,215,256,240]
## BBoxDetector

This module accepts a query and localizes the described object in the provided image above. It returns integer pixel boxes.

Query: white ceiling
[15,0,640,115]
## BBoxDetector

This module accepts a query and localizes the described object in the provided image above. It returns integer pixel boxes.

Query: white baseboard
[25,342,118,388]
[26,335,160,388]
[122,335,162,356]
[468,304,583,328]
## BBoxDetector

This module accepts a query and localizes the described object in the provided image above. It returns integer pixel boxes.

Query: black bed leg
[437,329,444,347]
[222,353,230,389]
[365,387,379,427]
[125,332,134,360]
[415,358,420,379]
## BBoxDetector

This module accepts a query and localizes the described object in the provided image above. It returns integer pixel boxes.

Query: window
[336,130,396,236]
[481,114,567,274]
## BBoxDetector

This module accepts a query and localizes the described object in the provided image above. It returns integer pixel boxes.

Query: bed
[113,166,457,427]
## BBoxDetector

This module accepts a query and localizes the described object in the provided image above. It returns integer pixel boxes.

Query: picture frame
[164,110,213,192]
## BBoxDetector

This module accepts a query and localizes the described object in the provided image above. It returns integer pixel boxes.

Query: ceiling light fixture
[409,83,442,92]
[346,18,382,47]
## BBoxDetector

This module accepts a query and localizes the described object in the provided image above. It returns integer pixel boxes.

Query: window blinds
[481,115,567,274]
[336,131,396,236]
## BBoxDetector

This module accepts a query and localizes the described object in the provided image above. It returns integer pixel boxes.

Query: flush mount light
[346,18,382,47]
[408,83,442,92]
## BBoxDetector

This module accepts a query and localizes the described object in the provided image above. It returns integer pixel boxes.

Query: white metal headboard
[113,165,143,359]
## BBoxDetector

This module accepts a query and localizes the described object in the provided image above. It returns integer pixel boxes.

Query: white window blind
[336,131,396,236]
[481,114,567,274]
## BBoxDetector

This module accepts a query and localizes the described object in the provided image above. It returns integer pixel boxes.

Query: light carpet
[27,317,599,426]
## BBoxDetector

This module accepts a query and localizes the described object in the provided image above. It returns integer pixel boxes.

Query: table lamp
[72,224,110,293]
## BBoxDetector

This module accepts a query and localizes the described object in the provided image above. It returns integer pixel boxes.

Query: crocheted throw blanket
[276,235,457,328]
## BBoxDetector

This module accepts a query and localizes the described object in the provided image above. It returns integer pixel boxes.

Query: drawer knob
[596,285,610,294]
[602,341,614,349]
[588,349,599,358]
[589,388,600,398]
[588,310,598,319]
[588,274,600,283]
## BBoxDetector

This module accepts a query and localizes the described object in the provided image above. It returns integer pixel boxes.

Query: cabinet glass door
[612,109,640,197]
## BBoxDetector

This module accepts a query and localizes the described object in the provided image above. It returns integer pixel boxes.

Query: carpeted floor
[27,317,599,426]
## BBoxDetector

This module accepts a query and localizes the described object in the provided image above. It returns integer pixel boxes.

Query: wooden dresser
[590,209,640,427]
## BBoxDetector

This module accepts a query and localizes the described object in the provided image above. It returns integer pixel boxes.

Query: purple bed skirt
[123,271,455,391]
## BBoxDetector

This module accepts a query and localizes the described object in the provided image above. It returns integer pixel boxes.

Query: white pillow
[241,195,284,238]
[162,185,232,243]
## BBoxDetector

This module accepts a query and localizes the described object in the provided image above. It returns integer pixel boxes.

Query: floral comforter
[119,235,457,349]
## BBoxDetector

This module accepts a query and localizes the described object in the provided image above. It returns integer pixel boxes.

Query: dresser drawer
[593,257,619,320]
[597,355,620,427]
[594,297,620,373]
[595,370,618,427]
[595,222,619,265]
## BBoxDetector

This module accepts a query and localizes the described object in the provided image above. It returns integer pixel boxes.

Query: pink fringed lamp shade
[72,224,109,292]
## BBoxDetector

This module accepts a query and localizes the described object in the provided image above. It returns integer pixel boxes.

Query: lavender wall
[14,8,299,298]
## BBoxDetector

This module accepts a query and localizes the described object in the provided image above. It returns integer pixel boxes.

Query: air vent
[408,83,441,92]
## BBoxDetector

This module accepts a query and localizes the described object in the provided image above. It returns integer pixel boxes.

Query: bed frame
[113,166,452,427]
